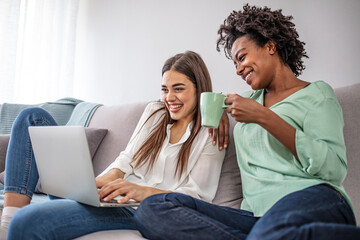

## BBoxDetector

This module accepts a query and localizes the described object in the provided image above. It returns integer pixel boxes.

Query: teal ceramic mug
[200,92,228,128]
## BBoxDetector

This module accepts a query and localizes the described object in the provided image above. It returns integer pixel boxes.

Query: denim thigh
[8,199,137,240]
[247,184,359,240]
[135,193,258,240]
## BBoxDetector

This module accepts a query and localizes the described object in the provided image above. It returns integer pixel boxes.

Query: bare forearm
[121,185,172,203]
[96,168,125,188]
[144,187,172,199]
[108,168,125,179]
[258,107,299,161]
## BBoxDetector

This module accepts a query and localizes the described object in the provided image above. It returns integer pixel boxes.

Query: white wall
[73,0,360,105]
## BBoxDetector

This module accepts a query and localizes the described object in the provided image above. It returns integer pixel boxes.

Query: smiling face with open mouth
[231,35,277,90]
[161,70,197,124]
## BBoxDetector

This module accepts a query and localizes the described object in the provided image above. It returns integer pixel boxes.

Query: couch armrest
[0,134,10,173]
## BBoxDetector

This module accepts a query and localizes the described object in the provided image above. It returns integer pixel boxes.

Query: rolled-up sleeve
[295,98,347,184]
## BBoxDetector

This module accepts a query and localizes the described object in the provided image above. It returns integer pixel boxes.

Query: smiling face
[161,70,197,124]
[231,35,277,90]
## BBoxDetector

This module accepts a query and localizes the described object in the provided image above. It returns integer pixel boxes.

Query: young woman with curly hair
[134,4,360,240]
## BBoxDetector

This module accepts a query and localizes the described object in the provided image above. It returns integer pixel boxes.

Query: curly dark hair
[216,4,308,76]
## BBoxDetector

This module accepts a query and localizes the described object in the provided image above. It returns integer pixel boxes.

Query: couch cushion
[74,229,146,240]
[212,116,242,208]
[88,102,148,175]
[84,128,108,159]
[335,83,360,225]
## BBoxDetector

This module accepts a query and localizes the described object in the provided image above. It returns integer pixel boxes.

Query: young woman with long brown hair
[0,51,226,239]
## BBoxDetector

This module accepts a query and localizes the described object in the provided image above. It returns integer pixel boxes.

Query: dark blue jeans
[134,184,359,240]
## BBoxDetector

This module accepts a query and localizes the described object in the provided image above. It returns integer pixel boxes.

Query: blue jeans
[135,185,359,240]
[4,108,137,239]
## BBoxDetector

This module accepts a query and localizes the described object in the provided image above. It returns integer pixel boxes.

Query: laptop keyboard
[100,198,118,203]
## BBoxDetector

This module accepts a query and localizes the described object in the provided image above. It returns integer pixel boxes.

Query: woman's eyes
[239,54,246,62]
[162,88,184,92]
[233,54,246,68]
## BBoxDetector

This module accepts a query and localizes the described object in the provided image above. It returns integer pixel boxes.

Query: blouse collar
[166,121,194,145]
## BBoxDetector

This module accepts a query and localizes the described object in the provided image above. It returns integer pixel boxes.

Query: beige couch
[0,83,359,239]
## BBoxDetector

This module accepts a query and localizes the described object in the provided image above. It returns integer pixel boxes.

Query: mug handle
[222,96,229,109]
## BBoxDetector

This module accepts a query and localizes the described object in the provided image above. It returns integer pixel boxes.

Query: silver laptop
[28,126,140,207]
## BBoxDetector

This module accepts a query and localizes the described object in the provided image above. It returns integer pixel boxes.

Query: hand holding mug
[200,92,229,128]
[225,94,265,123]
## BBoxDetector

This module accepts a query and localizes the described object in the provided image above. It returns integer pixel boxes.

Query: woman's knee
[134,193,194,231]
[8,205,44,239]
[136,192,191,218]
[135,193,168,219]
[8,200,80,239]
[134,193,171,240]
[13,108,57,130]
[17,107,54,124]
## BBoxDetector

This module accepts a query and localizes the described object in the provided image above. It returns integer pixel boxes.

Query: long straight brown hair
[131,51,213,177]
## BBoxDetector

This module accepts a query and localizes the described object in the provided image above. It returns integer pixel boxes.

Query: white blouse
[100,101,225,202]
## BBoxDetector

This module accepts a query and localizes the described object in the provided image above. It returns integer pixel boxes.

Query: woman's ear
[266,41,276,55]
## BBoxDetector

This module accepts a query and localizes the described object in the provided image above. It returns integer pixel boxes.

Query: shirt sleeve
[295,97,347,185]
[98,102,164,177]
[173,133,226,202]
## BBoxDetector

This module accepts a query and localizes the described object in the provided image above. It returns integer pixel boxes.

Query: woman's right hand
[225,94,265,123]
[98,179,170,204]
[95,168,125,188]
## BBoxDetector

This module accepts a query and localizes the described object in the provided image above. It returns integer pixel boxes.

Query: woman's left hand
[98,179,169,204]
[208,111,230,150]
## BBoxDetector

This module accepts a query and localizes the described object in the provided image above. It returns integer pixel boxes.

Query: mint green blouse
[235,81,353,217]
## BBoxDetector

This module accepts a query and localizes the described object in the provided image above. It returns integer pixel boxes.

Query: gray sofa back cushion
[335,83,360,223]
[212,117,242,208]
[88,102,148,175]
